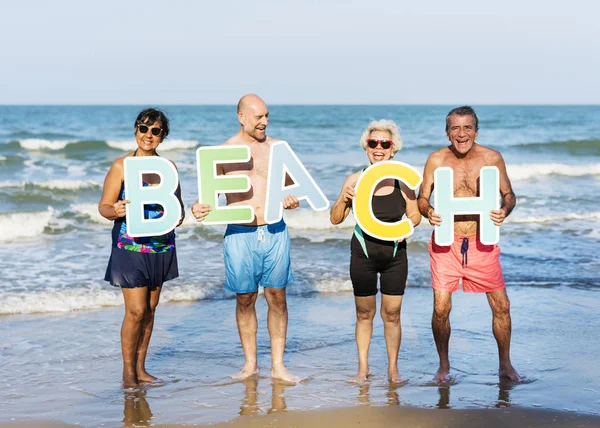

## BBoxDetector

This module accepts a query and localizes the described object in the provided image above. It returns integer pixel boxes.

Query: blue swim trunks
[223,219,294,294]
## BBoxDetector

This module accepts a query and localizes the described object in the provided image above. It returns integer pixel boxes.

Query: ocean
[0,105,599,426]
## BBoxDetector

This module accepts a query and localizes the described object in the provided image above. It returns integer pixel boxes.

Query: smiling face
[366,130,393,164]
[135,120,164,154]
[446,114,478,155]
[238,97,269,141]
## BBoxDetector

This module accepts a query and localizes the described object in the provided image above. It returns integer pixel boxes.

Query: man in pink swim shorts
[418,106,523,383]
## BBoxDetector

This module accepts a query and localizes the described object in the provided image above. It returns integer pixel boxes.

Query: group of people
[99,94,523,388]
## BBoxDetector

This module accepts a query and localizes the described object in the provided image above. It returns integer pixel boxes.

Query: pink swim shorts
[428,233,505,293]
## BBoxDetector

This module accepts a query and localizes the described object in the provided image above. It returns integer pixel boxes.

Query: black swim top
[370,180,406,226]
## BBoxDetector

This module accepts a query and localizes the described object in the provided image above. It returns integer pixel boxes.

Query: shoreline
[3,405,600,428]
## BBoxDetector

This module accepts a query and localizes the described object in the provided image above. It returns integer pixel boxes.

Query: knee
[381,309,400,324]
[126,306,147,323]
[356,307,375,322]
[493,299,511,317]
[269,296,288,316]
[433,303,451,321]
[237,294,257,312]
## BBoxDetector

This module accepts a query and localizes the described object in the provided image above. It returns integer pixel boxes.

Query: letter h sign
[433,166,500,246]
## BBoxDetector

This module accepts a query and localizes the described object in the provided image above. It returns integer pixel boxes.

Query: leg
[432,289,452,382]
[121,287,150,387]
[232,292,260,380]
[264,287,299,383]
[486,288,522,381]
[351,295,376,382]
[380,294,404,383]
[135,286,162,382]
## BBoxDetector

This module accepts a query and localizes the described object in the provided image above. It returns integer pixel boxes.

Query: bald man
[192,94,301,383]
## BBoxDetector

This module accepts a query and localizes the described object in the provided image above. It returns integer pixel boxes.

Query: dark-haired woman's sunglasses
[137,124,163,136]
[367,139,392,149]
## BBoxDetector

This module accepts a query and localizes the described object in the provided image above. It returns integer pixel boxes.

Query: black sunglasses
[137,124,163,136]
[367,139,392,149]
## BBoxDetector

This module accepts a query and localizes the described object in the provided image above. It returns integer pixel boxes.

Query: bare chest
[221,148,270,180]
[447,162,484,197]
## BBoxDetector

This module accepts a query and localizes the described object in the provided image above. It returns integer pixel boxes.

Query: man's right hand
[191,201,211,222]
[428,208,442,226]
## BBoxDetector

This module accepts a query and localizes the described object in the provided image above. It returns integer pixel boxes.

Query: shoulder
[221,137,241,147]
[475,144,504,165]
[425,148,448,168]
[111,153,132,172]
[347,171,361,183]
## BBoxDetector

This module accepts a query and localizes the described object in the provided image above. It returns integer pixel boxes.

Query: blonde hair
[359,119,402,156]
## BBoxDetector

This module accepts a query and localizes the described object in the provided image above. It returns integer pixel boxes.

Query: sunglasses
[367,139,392,149]
[137,124,163,136]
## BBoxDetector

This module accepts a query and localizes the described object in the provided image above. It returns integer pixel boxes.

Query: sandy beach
[3,406,600,428]
[1,287,599,427]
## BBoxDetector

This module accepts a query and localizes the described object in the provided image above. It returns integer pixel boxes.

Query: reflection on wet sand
[357,382,370,405]
[239,376,260,416]
[387,383,400,406]
[239,376,290,417]
[123,389,152,426]
[496,378,514,408]
[437,385,450,409]
[268,380,290,414]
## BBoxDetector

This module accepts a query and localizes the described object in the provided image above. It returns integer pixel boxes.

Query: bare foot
[271,365,300,384]
[232,363,259,380]
[388,369,408,385]
[500,365,524,382]
[137,370,158,383]
[349,371,371,383]
[433,366,450,383]
[122,373,138,388]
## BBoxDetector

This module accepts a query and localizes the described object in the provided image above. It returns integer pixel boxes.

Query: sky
[1,0,598,105]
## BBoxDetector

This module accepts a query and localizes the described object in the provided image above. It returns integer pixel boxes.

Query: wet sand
[3,406,600,428]
[1,287,600,426]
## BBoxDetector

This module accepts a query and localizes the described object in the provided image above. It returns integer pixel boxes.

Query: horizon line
[1,103,599,107]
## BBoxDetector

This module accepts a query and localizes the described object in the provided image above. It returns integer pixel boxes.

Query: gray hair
[359,119,402,156]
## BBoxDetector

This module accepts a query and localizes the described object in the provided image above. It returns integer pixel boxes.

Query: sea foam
[508,163,600,180]
[0,208,54,242]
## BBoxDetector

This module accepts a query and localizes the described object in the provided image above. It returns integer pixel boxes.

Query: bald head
[237,94,269,141]
[237,93,267,114]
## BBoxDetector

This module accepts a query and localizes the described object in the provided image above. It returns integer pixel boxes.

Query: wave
[284,209,355,230]
[0,208,54,242]
[508,163,600,180]
[0,283,226,315]
[70,203,112,224]
[7,138,198,152]
[516,139,600,155]
[0,278,357,315]
[0,180,100,190]
[510,211,600,224]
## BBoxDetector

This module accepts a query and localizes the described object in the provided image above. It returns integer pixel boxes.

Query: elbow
[412,214,422,227]
[330,213,341,225]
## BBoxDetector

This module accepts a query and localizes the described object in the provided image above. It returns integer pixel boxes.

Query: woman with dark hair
[99,108,184,387]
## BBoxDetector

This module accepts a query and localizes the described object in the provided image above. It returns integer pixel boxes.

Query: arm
[490,152,516,226]
[417,154,442,226]
[98,159,128,221]
[401,183,421,227]
[330,173,358,225]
